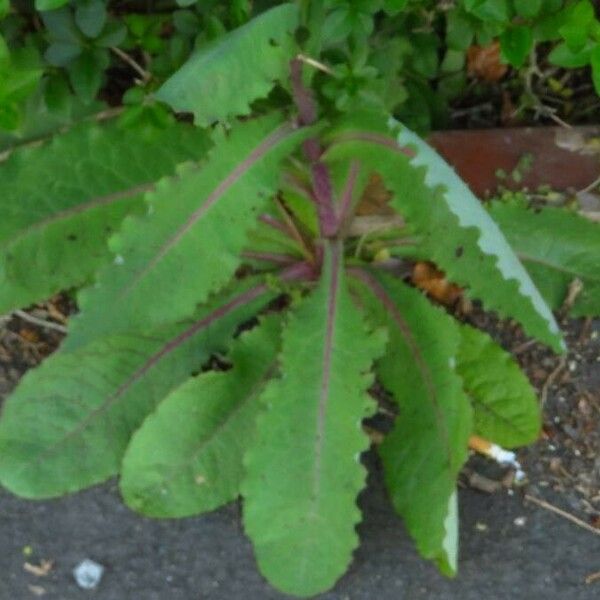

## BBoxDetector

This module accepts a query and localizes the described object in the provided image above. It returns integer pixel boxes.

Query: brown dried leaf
[412,261,463,306]
[356,173,394,216]
[467,41,508,82]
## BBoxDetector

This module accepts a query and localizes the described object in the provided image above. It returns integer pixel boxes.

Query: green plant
[1,2,600,598]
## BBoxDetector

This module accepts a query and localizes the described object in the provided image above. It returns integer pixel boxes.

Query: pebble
[73,559,104,590]
[514,516,527,527]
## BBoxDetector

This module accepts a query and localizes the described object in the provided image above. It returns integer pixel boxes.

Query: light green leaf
[0,279,274,498]
[64,115,312,350]
[242,241,386,597]
[120,316,281,518]
[457,325,541,447]
[351,271,471,576]
[500,26,533,67]
[0,120,211,315]
[36,0,70,10]
[156,4,298,126]
[324,115,563,352]
[489,200,600,317]
[548,40,593,68]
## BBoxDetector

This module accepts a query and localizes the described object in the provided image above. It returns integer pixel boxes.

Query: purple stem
[259,214,291,236]
[289,58,338,239]
[242,251,298,265]
[336,160,360,231]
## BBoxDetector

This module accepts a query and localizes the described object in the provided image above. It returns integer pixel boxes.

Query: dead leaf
[27,585,46,597]
[356,173,394,216]
[23,559,54,577]
[18,328,40,344]
[412,262,463,305]
[467,41,508,82]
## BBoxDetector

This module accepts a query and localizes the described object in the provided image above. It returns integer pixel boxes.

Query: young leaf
[65,115,313,350]
[489,201,600,316]
[325,115,563,352]
[456,325,541,447]
[0,280,274,499]
[0,121,210,315]
[156,4,299,126]
[351,270,472,576]
[120,316,281,518]
[242,241,386,597]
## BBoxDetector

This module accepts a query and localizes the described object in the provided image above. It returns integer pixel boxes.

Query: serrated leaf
[64,115,312,350]
[0,121,211,315]
[351,270,471,576]
[156,4,298,126]
[489,201,600,317]
[0,279,274,498]
[456,325,540,447]
[120,316,281,518]
[324,115,563,352]
[242,241,386,597]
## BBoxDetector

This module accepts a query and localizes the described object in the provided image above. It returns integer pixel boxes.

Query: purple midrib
[312,240,342,503]
[17,283,269,473]
[119,122,297,299]
[5,183,153,247]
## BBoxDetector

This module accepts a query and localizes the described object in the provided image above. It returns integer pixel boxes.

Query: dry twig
[525,494,600,537]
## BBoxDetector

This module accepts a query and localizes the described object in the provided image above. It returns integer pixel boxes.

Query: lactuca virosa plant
[1,3,600,598]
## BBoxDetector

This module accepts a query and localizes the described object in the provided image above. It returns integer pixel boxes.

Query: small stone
[514,516,527,527]
[475,522,488,532]
[73,559,104,590]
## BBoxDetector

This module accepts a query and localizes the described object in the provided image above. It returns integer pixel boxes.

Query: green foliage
[0,119,210,314]
[0,279,274,498]
[0,1,596,597]
[489,199,600,317]
[456,325,541,447]
[243,242,386,596]
[354,271,472,576]
[156,4,299,125]
[64,114,312,349]
[120,316,281,518]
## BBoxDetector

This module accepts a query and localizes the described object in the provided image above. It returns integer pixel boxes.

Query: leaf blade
[156,4,299,126]
[242,241,386,597]
[65,115,312,349]
[120,316,281,518]
[325,116,563,352]
[0,121,211,314]
[0,280,274,498]
[456,324,541,447]
[351,270,471,575]
[489,200,600,317]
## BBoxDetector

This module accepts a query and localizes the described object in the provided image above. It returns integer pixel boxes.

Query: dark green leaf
[67,48,109,102]
[75,0,107,39]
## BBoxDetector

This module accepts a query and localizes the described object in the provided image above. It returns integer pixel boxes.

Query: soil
[0,303,599,599]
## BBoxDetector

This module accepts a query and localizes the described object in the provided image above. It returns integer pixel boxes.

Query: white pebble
[73,559,104,590]
[514,516,527,527]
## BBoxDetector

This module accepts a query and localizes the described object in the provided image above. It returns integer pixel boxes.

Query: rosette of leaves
[0,3,583,598]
